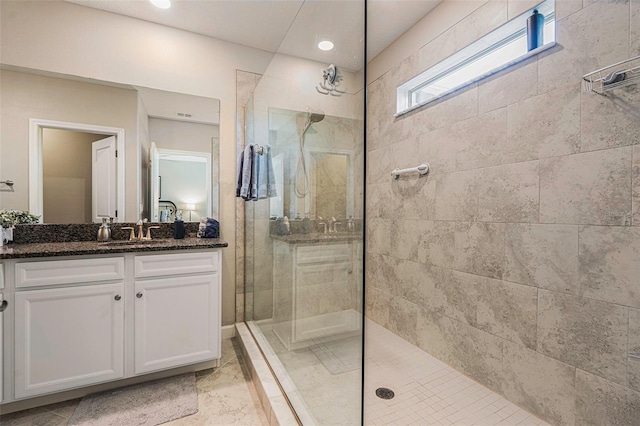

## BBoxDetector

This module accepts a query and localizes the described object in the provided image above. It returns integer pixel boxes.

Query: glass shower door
[240,1,365,424]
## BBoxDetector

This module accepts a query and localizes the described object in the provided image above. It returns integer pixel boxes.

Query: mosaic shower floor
[364,321,550,426]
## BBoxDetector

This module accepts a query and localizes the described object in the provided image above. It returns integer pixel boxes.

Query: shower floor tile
[364,321,550,426]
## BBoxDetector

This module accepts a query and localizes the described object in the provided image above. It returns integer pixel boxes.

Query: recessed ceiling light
[318,40,334,51]
[150,0,171,9]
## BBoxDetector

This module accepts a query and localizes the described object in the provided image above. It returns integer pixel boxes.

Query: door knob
[136,292,143,298]
[114,295,122,301]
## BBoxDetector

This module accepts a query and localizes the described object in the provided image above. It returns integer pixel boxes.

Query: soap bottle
[302,214,311,234]
[97,218,110,242]
[283,216,290,235]
[347,216,355,233]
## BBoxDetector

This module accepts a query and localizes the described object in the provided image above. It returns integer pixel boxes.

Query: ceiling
[65,0,441,71]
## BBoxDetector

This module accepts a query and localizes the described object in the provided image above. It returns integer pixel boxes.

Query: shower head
[300,111,325,135]
[308,112,325,123]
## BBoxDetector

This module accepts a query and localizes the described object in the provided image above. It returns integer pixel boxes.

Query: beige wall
[367,0,640,425]
[0,0,274,326]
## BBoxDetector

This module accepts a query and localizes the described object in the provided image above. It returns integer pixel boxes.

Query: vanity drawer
[135,251,219,278]
[15,257,125,289]
[296,243,351,264]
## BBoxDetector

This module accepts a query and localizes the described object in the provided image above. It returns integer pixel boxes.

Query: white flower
[0,209,40,228]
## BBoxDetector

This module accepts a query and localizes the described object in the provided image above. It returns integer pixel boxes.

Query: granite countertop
[0,237,228,260]
[269,232,363,244]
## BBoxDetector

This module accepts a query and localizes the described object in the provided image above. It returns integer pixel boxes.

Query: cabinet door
[14,283,125,398]
[135,274,220,374]
[293,262,357,342]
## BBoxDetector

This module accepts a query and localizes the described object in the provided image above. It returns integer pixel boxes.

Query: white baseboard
[221,324,236,340]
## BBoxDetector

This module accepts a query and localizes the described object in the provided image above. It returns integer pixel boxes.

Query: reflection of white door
[92,136,117,222]
[150,142,160,221]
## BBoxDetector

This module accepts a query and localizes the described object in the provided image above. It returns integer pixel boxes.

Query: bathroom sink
[98,239,167,246]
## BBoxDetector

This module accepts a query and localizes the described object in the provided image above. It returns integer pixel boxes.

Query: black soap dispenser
[174,209,185,239]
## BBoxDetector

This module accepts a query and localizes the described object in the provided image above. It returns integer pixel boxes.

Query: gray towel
[237,144,277,201]
[238,144,254,200]
[256,145,277,199]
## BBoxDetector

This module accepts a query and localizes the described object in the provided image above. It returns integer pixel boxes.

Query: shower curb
[235,322,300,426]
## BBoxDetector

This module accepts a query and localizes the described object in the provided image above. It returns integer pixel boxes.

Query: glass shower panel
[241,2,365,423]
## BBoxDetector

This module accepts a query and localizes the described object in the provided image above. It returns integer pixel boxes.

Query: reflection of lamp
[186,204,196,221]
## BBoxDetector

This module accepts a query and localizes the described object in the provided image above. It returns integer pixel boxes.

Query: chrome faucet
[317,216,328,234]
[329,217,342,233]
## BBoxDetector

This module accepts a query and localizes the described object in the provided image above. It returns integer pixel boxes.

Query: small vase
[4,227,13,243]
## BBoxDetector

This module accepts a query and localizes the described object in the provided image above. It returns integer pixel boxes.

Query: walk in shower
[239,1,640,425]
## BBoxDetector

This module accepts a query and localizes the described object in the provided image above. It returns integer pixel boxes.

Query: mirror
[268,107,356,220]
[0,67,220,223]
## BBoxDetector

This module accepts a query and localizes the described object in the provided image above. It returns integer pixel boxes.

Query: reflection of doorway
[29,119,125,223]
[42,129,115,223]
[150,144,212,222]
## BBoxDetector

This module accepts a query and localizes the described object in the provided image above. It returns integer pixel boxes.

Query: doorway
[28,119,125,223]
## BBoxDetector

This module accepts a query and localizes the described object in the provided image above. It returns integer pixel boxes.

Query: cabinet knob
[136,292,143,298]
[0,300,8,312]
[114,295,122,301]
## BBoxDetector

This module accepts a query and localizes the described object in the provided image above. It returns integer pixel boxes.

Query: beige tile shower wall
[366,0,640,425]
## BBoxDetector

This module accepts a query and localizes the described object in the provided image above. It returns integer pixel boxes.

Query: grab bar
[391,163,430,180]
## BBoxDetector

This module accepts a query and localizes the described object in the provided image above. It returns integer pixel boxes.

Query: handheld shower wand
[295,112,325,198]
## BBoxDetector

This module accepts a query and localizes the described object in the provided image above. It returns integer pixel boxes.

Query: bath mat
[68,373,198,426]
[310,336,361,375]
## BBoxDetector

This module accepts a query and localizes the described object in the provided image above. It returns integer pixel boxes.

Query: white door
[150,142,160,221]
[92,136,117,222]
[14,283,125,398]
[135,274,219,374]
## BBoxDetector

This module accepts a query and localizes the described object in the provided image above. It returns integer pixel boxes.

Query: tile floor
[0,338,269,426]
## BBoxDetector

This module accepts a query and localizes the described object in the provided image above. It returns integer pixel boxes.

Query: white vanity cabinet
[134,252,220,374]
[272,240,361,350]
[1,248,222,404]
[13,257,125,399]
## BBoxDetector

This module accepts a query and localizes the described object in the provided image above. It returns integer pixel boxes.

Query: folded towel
[238,144,254,200]
[236,143,277,201]
[197,217,220,238]
[256,145,277,199]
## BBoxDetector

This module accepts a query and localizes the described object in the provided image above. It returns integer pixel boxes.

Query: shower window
[396,0,555,116]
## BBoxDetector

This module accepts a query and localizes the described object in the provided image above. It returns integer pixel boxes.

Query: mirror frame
[29,118,126,222]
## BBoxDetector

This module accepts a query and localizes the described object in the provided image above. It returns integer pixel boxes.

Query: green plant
[0,209,41,228]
